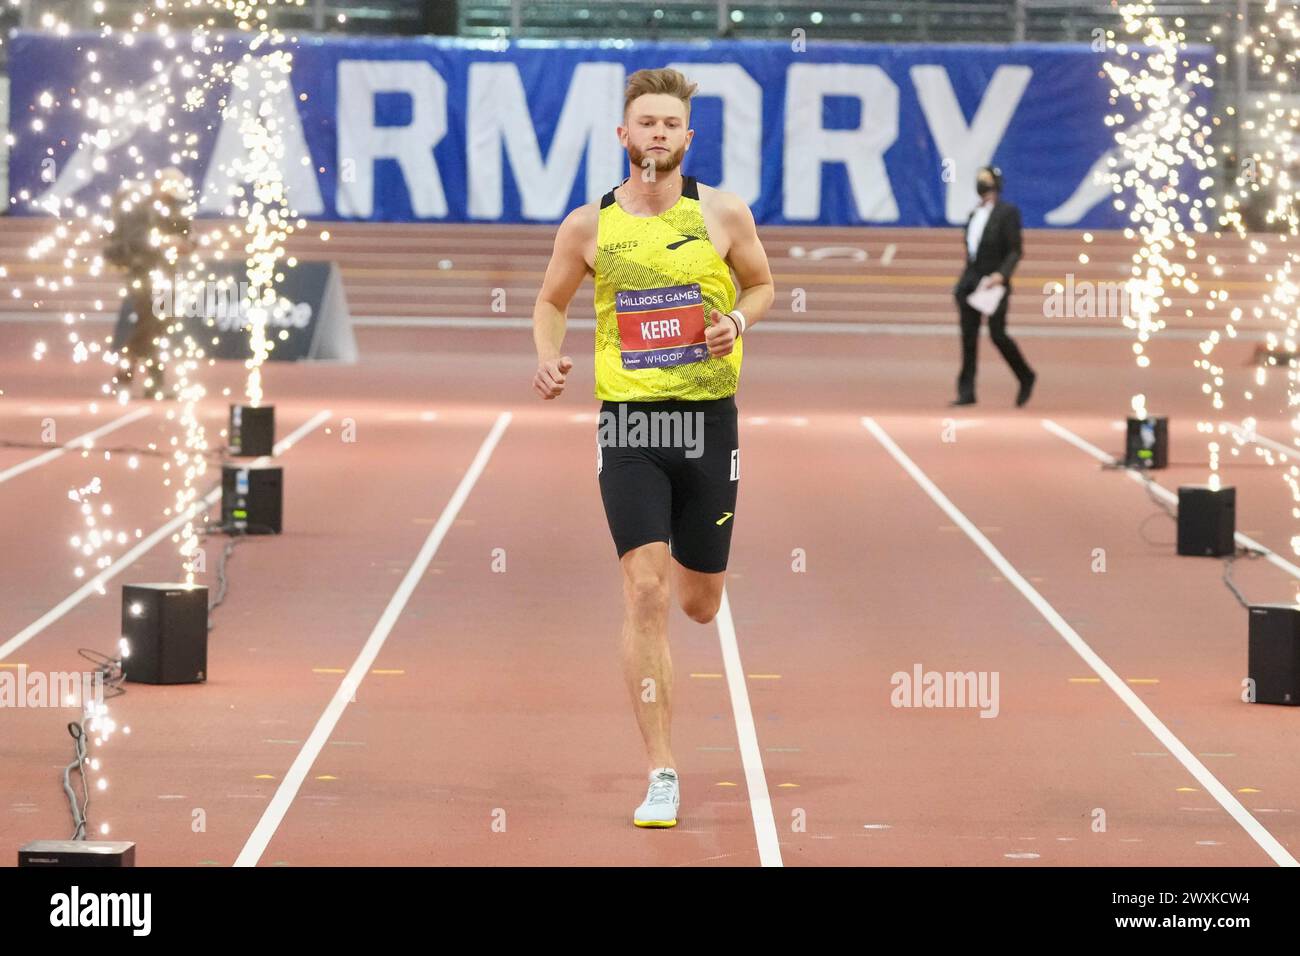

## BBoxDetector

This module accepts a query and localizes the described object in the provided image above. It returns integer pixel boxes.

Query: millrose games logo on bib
[614,283,709,370]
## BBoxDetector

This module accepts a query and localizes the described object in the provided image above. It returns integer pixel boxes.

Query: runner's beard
[628,142,685,175]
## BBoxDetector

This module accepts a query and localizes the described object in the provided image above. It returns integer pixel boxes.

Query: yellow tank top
[593,176,741,402]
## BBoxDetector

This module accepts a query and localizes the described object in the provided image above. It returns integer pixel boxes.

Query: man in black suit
[951,166,1036,407]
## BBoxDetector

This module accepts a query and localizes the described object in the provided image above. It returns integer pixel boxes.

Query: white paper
[965,283,1005,316]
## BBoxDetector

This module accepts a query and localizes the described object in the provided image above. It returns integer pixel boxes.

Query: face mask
[976,180,995,198]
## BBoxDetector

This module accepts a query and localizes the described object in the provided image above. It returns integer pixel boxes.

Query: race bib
[615,283,709,370]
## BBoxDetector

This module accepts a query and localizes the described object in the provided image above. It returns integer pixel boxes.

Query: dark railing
[458,1,1246,43]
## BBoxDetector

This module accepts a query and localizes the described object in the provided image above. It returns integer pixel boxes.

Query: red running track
[1,315,1299,867]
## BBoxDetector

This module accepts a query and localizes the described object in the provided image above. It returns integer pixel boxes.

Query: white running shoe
[634,767,680,828]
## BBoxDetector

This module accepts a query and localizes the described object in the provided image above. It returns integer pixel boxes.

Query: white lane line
[1219,420,1298,462]
[1211,421,1294,460]
[233,411,512,868]
[0,406,151,485]
[714,587,783,868]
[1042,418,1300,581]
[862,416,1298,868]
[0,409,331,662]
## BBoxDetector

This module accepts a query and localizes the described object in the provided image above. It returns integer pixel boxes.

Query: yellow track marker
[254,774,275,780]
[370,669,405,675]
[716,781,738,787]
[1127,678,1160,685]
[1238,787,1262,794]
[0,662,25,669]
[748,674,782,680]
[315,775,338,781]
[690,673,723,679]
[777,783,800,788]
[312,667,345,674]
[1175,787,1199,792]
[1068,677,1101,683]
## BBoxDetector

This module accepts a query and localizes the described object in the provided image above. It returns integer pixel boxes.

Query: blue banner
[6,32,1213,227]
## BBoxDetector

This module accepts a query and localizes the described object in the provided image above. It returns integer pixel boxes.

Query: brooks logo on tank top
[594,175,741,402]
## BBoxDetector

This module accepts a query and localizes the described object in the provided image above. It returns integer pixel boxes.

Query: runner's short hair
[624,68,698,121]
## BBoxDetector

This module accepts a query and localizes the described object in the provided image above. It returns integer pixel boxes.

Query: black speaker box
[1125,416,1168,469]
[121,583,208,684]
[1247,604,1300,705]
[228,403,275,457]
[19,840,136,867]
[221,464,283,534]
[1177,485,1235,557]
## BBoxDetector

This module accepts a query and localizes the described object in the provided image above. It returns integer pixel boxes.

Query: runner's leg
[599,412,677,773]
[620,541,675,772]
[669,399,739,622]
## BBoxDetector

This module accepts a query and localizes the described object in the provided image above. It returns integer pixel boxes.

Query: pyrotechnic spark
[13,1,311,593]
[1111,3,1300,591]
[1103,6,1217,372]
[1216,2,1300,586]
[12,1,313,840]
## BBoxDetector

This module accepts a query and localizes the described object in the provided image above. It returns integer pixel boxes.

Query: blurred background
[0,1,1286,219]
[0,2,1285,328]
[0,0,1264,42]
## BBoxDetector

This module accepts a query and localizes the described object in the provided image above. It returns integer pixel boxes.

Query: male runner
[531,67,774,828]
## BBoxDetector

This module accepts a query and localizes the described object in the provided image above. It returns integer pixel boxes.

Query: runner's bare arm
[723,193,774,330]
[533,205,596,399]
[705,193,774,355]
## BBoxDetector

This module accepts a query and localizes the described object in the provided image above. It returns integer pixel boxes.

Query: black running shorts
[596,396,739,573]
